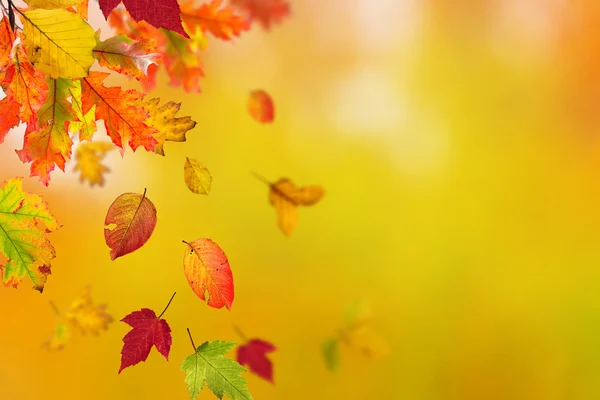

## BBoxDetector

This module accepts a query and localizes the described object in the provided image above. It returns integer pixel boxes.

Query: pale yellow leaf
[184,157,212,195]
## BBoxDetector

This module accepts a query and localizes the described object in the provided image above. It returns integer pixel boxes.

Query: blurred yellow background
[3,0,600,399]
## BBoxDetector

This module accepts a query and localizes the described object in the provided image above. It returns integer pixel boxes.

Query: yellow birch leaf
[184,157,212,195]
[21,9,96,78]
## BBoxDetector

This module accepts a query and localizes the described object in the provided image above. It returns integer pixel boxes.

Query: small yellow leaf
[65,287,113,335]
[184,158,212,195]
[267,178,324,236]
[140,98,197,156]
[21,9,96,78]
[43,322,71,351]
[74,141,115,187]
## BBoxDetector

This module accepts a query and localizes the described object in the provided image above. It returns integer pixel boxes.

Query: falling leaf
[20,9,96,78]
[65,287,113,334]
[0,178,59,292]
[99,0,189,38]
[74,141,115,187]
[237,339,276,383]
[231,0,290,30]
[140,98,196,155]
[182,239,234,310]
[43,322,71,351]
[258,176,324,236]
[180,0,250,41]
[247,90,274,123]
[119,293,175,373]
[181,335,253,400]
[104,189,157,260]
[81,71,158,152]
[184,158,211,195]
[16,78,77,186]
[93,34,162,81]
[322,338,340,372]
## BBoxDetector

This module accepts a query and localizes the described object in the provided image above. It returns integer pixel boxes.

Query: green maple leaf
[0,178,60,291]
[181,340,253,400]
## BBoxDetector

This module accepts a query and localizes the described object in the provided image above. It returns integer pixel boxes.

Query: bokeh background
[3,0,600,398]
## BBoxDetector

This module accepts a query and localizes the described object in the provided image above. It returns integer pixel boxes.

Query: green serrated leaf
[181,340,253,400]
[322,337,340,372]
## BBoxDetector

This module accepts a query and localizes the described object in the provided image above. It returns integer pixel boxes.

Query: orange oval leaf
[104,189,157,260]
[247,89,274,123]
[182,239,234,310]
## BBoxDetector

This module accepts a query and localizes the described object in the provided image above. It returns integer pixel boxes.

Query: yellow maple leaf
[65,287,113,335]
[140,98,197,156]
[20,9,96,78]
[73,141,115,187]
[43,322,71,351]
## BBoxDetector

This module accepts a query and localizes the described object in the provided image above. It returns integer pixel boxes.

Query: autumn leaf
[231,0,290,30]
[100,0,189,38]
[180,0,250,41]
[43,322,71,351]
[139,97,196,155]
[119,293,175,373]
[247,90,274,123]
[16,78,77,186]
[182,330,253,400]
[255,175,324,236]
[237,337,276,382]
[93,34,161,80]
[74,141,115,187]
[322,338,340,372]
[24,0,80,9]
[0,15,16,80]
[68,79,96,141]
[0,178,59,292]
[104,189,157,260]
[184,158,211,195]
[65,286,113,334]
[182,239,234,310]
[20,9,96,78]
[81,71,158,152]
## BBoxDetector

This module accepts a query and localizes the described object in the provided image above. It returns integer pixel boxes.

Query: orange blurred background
[3,0,600,399]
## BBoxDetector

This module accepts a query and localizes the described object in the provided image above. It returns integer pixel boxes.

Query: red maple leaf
[119,293,175,373]
[231,0,290,30]
[237,338,276,382]
[100,0,189,38]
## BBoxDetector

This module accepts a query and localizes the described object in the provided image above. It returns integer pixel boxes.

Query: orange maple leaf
[180,0,250,41]
[80,71,158,152]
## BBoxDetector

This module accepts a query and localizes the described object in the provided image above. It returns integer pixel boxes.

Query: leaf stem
[182,240,190,246]
[187,328,197,352]
[232,325,248,342]
[49,300,60,317]
[157,292,176,319]
[251,172,271,186]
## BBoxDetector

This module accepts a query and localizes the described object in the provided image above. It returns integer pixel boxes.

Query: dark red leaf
[237,338,276,382]
[119,308,172,373]
[100,0,189,38]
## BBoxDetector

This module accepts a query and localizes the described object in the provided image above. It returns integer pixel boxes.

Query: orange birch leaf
[247,90,274,123]
[180,0,249,41]
[93,34,162,80]
[104,189,157,260]
[259,176,324,236]
[182,239,234,310]
[80,71,158,152]
[16,78,77,186]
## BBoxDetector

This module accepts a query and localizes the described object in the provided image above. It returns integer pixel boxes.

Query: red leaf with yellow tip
[104,189,157,260]
[231,0,290,30]
[99,0,189,38]
[182,239,234,310]
[180,0,250,41]
[119,293,175,373]
[93,34,162,81]
[81,71,158,152]
[247,90,274,123]
[237,338,276,382]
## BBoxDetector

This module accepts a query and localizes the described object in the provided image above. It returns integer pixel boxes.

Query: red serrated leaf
[237,339,276,383]
[100,0,189,38]
[119,308,172,373]
[247,89,274,123]
[180,0,250,41]
[231,0,290,30]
